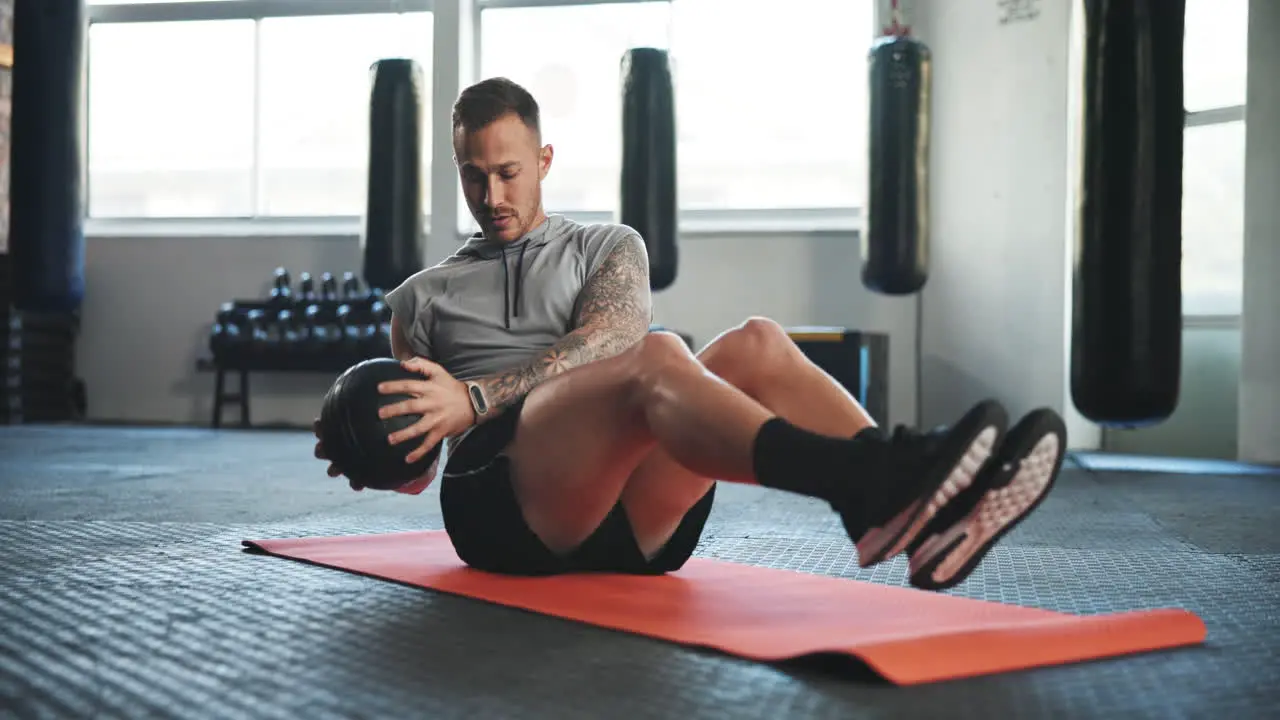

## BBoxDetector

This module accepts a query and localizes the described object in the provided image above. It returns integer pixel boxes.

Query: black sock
[750,417,883,505]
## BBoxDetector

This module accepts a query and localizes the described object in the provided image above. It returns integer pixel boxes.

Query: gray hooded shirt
[384,214,641,382]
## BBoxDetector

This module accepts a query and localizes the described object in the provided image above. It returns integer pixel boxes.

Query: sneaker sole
[907,408,1067,591]
[854,400,1007,568]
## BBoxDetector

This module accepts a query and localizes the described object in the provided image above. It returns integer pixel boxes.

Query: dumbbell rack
[201,270,394,428]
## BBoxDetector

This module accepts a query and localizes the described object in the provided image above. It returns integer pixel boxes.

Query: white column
[903,0,1100,448]
[425,0,477,268]
[1239,0,1280,463]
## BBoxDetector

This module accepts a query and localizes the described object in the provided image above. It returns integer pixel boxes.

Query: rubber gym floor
[1,424,1277,719]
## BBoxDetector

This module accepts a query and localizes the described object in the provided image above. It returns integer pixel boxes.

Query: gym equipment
[786,327,889,425]
[268,267,293,311]
[298,273,317,305]
[3,310,86,424]
[244,529,1206,686]
[341,272,363,300]
[620,47,679,292]
[209,302,250,365]
[9,0,88,313]
[321,272,339,302]
[363,59,426,293]
[1071,0,1184,426]
[863,1,932,296]
[316,358,442,491]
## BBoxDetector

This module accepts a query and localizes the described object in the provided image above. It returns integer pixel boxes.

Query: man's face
[455,112,553,243]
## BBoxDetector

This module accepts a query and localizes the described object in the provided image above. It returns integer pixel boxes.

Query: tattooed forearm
[475,234,652,416]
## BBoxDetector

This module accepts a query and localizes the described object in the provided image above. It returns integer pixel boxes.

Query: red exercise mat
[243,530,1206,686]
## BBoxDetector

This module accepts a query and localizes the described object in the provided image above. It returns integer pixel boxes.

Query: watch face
[469,384,488,414]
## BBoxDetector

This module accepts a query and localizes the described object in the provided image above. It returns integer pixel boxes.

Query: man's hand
[376,357,476,463]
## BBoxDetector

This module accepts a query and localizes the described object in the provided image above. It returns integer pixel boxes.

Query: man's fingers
[379,396,435,421]
[405,430,445,464]
[387,413,438,446]
[314,441,328,460]
[377,379,435,398]
[401,357,440,377]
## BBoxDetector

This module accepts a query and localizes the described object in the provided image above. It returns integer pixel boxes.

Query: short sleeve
[384,272,435,358]
[583,224,643,282]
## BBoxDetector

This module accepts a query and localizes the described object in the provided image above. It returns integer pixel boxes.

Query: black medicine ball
[318,358,441,490]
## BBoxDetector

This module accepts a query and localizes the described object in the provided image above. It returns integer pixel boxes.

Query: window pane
[88,20,256,218]
[671,0,871,210]
[258,12,433,217]
[1184,0,1249,113]
[480,2,671,215]
[1182,120,1245,316]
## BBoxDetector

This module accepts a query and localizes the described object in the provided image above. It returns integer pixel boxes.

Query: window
[1180,0,1249,317]
[479,0,873,216]
[88,20,257,218]
[1181,121,1245,317]
[1183,0,1249,113]
[670,0,871,211]
[86,6,434,220]
[479,2,671,215]
[257,13,434,217]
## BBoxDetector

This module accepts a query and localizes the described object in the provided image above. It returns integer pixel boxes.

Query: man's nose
[486,176,504,208]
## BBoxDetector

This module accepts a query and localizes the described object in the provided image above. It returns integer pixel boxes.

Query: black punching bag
[362,59,425,293]
[1071,0,1184,426]
[10,0,88,313]
[620,48,678,292]
[863,12,931,296]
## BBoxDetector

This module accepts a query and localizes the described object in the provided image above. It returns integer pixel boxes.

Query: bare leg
[506,323,1005,570]
[505,331,774,554]
[621,318,877,557]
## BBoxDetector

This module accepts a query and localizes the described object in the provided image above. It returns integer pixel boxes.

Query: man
[315,77,1067,591]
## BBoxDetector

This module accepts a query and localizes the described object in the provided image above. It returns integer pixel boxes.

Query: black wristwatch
[465,381,490,420]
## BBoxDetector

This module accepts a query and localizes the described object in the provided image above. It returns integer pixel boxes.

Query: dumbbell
[269,267,293,311]
[209,302,249,362]
[363,300,393,356]
[298,272,318,305]
[335,303,364,359]
[321,272,339,303]
[278,308,306,360]
[341,272,365,301]
[245,309,271,360]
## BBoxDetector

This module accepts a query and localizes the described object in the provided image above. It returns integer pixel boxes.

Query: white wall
[902,0,1102,449]
[1240,0,1280,463]
[78,230,921,429]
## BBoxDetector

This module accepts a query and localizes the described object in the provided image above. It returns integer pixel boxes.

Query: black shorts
[440,397,716,576]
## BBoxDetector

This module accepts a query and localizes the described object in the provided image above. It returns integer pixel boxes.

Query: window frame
[84,0,872,239]
[1182,104,1247,321]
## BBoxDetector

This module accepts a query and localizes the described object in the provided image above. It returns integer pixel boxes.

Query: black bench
[196,353,365,429]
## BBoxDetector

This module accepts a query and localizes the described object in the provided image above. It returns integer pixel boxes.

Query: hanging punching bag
[863,4,931,296]
[1071,0,1185,426]
[620,47,679,292]
[362,59,425,293]
[10,0,88,314]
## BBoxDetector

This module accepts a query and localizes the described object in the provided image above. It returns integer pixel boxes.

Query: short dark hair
[452,77,540,139]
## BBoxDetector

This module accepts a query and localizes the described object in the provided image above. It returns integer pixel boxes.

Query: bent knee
[633,331,696,366]
[704,317,797,380]
[623,332,700,395]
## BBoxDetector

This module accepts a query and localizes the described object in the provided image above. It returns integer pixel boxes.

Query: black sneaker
[906,408,1067,591]
[840,399,1009,569]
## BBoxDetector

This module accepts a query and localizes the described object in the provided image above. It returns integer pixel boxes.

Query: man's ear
[540,144,554,179]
